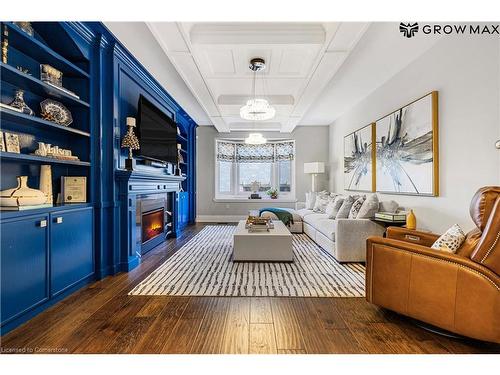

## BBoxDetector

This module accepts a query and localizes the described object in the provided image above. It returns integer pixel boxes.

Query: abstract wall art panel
[375,91,439,196]
[344,123,375,192]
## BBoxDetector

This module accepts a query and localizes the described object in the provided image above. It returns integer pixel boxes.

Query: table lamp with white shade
[304,162,325,192]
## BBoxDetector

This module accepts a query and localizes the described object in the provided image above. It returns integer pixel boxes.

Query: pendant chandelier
[244,133,267,145]
[240,58,276,121]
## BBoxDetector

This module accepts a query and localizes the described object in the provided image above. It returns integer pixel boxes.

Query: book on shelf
[1,203,53,211]
[375,211,407,222]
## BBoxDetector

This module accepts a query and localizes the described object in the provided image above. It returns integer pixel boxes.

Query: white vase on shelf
[0,176,47,207]
[39,165,53,204]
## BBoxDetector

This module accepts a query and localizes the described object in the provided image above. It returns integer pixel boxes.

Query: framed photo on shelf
[61,176,87,203]
[4,132,20,153]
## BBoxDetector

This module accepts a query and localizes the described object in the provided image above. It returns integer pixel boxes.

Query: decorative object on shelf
[8,89,34,116]
[244,133,267,145]
[2,24,8,64]
[304,162,325,192]
[177,143,184,164]
[406,209,417,230]
[39,165,53,204]
[0,176,47,207]
[14,22,34,36]
[0,131,5,152]
[0,102,21,112]
[121,117,140,170]
[40,64,63,87]
[33,142,79,160]
[40,99,73,126]
[16,66,30,75]
[240,58,275,121]
[4,132,20,153]
[375,91,439,196]
[344,123,375,192]
[267,188,278,199]
[61,176,87,203]
[249,180,261,199]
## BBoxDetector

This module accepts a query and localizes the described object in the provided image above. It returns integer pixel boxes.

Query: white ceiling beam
[281,117,301,133]
[210,116,231,133]
[190,23,326,45]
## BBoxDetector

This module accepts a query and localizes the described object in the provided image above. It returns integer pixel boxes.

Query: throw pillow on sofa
[357,194,379,219]
[305,192,317,210]
[348,196,365,219]
[325,196,344,219]
[379,200,399,213]
[313,194,330,213]
[431,224,466,253]
[336,195,355,218]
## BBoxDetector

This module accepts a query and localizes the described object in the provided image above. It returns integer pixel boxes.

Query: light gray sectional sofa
[295,204,385,262]
[260,193,399,263]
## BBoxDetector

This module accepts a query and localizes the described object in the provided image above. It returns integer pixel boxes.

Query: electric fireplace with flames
[136,194,173,255]
[141,208,164,244]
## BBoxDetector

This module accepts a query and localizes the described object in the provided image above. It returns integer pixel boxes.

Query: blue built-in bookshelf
[0,22,197,334]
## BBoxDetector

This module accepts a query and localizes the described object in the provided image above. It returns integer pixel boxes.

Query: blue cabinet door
[1,215,49,325]
[50,207,94,296]
[177,192,188,231]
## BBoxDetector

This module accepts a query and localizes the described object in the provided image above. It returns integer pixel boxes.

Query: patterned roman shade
[275,141,295,161]
[216,140,295,163]
[216,141,236,162]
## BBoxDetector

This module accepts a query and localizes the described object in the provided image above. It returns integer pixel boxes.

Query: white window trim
[214,139,296,201]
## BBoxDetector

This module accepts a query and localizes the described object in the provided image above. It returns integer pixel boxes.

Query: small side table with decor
[372,211,409,237]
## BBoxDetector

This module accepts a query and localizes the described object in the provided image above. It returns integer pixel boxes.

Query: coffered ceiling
[146,22,369,132]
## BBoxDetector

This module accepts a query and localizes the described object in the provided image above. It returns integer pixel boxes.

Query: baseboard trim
[196,215,246,223]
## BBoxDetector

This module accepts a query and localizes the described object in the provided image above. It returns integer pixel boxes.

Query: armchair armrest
[334,219,385,262]
[386,226,440,247]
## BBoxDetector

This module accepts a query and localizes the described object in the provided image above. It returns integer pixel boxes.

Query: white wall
[329,35,500,233]
[196,126,329,220]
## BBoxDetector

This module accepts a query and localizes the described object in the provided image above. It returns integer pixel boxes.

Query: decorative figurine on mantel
[121,117,140,171]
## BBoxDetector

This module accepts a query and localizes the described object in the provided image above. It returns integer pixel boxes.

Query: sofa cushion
[313,194,330,213]
[379,200,399,213]
[305,192,316,210]
[336,196,355,218]
[357,194,379,219]
[314,219,336,241]
[303,213,329,226]
[348,196,366,219]
[296,208,315,219]
[325,196,344,219]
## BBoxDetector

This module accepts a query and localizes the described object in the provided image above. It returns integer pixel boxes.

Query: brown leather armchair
[366,186,500,343]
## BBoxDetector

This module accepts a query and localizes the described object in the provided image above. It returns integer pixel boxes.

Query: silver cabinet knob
[55,217,63,224]
[39,220,47,228]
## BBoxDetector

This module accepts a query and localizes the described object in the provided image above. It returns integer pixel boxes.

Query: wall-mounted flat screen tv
[137,95,177,163]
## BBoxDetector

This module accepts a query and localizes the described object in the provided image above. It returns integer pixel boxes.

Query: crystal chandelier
[244,133,267,145]
[240,98,276,121]
[240,58,275,121]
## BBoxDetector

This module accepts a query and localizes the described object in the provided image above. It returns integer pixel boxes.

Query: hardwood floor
[1,224,499,354]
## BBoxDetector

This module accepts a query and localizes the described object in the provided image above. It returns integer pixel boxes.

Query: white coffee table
[233,220,293,262]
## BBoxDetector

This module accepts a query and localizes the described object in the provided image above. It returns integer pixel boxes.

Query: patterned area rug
[129,225,365,297]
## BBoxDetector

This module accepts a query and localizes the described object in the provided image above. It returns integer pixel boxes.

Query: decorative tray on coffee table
[245,216,274,232]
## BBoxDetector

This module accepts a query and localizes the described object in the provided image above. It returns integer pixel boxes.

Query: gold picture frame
[374,91,439,196]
